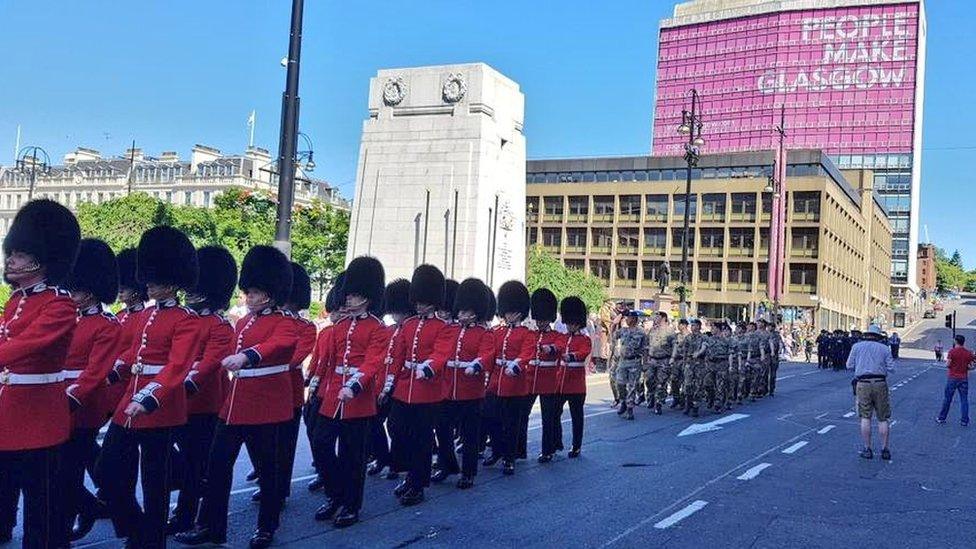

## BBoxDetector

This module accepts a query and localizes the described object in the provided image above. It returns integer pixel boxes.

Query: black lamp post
[273,0,305,256]
[676,89,705,315]
[15,146,52,201]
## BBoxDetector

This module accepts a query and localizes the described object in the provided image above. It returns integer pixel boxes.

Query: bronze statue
[657,261,671,294]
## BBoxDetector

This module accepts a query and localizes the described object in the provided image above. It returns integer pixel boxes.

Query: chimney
[159,151,180,162]
[123,147,144,162]
[63,147,101,164]
[191,144,221,168]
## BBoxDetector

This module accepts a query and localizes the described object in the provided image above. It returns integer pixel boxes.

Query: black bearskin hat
[409,264,445,308]
[192,246,238,311]
[116,248,147,300]
[559,296,587,327]
[238,245,292,305]
[136,226,198,289]
[483,285,497,323]
[3,199,81,285]
[325,271,346,313]
[288,262,312,311]
[497,280,530,317]
[442,279,459,313]
[453,278,489,319]
[530,288,558,323]
[344,256,385,308]
[64,239,118,305]
[384,278,413,316]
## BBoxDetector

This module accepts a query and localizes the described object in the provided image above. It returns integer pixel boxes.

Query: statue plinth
[652,292,676,313]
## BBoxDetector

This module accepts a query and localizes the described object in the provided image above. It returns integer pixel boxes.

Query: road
[11,304,976,548]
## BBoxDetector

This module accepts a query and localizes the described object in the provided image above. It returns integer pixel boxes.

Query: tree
[292,200,349,296]
[76,193,171,251]
[950,249,964,268]
[526,246,606,311]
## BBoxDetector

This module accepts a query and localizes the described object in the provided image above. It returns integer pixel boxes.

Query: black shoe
[430,469,452,483]
[251,489,261,502]
[617,402,627,415]
[175,526,226,546]
[393,480,411,498]
[669,398,680,409]
[691,406,699,418]
[385,470,400,480]
[653,403,663,415]
[314,499,342,522]
[625,408,635,420]
[635,394,646,406]
[457,475,474,489]
[568,447,581,458]
[399,488,425,506]
[249,530,274,549]
[537,453,553,463]
[72,512,98,540]
[307,476,325,492]
[880,448,891,461]
[245,469,259,482]
[483,452,500,467]
[502,460,515,475]
[859,447,873,460]
[366,460,384,476]
[333,507,360,528]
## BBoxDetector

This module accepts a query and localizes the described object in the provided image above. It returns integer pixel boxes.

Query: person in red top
[523,288,566,464]
[937,334,974,426]
[167,246,237,535]
[552,297,591,459]
[366,278,412,479]
[431,279,495,489]
[390,264,450,506]
[177,245,296,549]
[309,256,387,528]
[103,248,149,429]
[61,239,122,542]
[489,280,532,476]
[97,226,200,549]
[0,199,80,548]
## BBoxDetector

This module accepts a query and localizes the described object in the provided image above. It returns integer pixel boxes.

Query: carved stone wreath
[442,73,467,103]
[382,77,407,106]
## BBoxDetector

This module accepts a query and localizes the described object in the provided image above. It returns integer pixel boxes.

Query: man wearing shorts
[846,324,895,460]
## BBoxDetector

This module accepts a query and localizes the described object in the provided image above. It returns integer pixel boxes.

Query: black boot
[314,498,342,521]
[483,451,501,467]
[502,459,515,475]
[393,479,411,498]
[307,476,325,492]
[399,488,425,506]
[457,475,474,489]
[653,403,663,415]
[333,507,360,528]
[568,447,581,458]
[174,526,226,546]
[249,530,274,549]
[430,468,452,483]
[366,460,384,476]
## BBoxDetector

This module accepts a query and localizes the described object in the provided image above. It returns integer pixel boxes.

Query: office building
[916,243,936,293]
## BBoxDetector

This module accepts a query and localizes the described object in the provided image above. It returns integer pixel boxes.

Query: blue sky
[0,1,972,266]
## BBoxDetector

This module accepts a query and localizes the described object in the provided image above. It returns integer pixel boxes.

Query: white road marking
[890,420,899,427]
[776,374,796,381]
[782,441,809,454]
[817,425,836,434]
[843,411,856,418]
[653,500,709,529]
[736,463,772,480]
[801,370,820,376]
[677,413,750,437]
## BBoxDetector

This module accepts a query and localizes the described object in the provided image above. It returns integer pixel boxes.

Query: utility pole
[127,139,136,195]
[273,0,305,257]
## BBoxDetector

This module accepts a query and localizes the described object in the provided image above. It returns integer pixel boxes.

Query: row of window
[529,226,820,256]
[577,258,818,292]
[0,189,215,209]
[526,163,826,185]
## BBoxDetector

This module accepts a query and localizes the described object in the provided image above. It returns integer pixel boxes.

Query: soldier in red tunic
[177,245,296,549]
[0,199,80,548]
[366,278,412,479]
[310,256,387,528]
[523,288,567,464]
[487,280,531,476]
[97,226,200,549]
[390,265,449,506]
[61,239,122,542]
[551,297,592,459]
[431,279,495,489]
[167,246,237,535]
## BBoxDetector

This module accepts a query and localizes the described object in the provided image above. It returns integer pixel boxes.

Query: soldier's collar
[19,282,50,296]
[156,298,179,309]
[258,306,276,316]
[79,304,103,317]
[126,302,146,313]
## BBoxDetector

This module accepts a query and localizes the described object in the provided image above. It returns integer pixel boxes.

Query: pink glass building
[652,0,927,324]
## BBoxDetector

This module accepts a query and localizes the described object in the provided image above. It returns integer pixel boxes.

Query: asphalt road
[11,307,976,548]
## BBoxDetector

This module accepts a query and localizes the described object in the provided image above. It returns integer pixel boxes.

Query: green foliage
[0,284,10,313]
[950,250,964,268]
[526,246,606,312]
[935,248,975,293]
[76,192,170,251]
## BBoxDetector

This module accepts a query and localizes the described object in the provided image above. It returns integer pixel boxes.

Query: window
[184,191,193,205]
[526,197,539,222]
[617,228,639,253]
[643,228,667,253]
[564,259,584,271]
[727,263,753,290]
[166,191,173,203]
[615,260,638,287]
[593,196,614,221]
[891,260,908,281]
[789,265,818,291]
[567,196,588,220]
[671,228,694,251]
[619,195,641,220]
[791,228,819,257]
[590,260,611,284]
[642,260,668,282]
[699,228,724,251]
[645,195,668,220]
[204,191,212,207]
[729,228,754,254]
[759,228,770,251]
[698,262,722,288]
[673,194,697,222]
[526,227,538,246]
[541,228,561,250]
[543,196,563,221]
[701,193,726,220]
[792,191,820,219]
[591,228,613,252]
[892,239,909,258]
[889,217,909,234]
[761,193,772,216]
[566,228,587,251]
[730,193,757,220]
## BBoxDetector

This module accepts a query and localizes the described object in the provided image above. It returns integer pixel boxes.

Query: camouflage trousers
[681,359,704,407]
[609,361,620,402]
[653,358,681,404]
[639,362,658,404]
[732,359,750,402]
[748,357,767,397]
[697,360,730,410]
[615,361,643,407]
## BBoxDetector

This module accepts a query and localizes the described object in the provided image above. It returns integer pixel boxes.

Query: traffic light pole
[946,311,957,339]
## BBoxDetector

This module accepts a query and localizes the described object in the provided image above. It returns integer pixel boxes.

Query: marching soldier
[176,245,296,549]
[700,323,733,413]
[488,281,532,475]
[105,248,149,437]
[553,296,591,458]
[61,239,122,542]
[648,312,677,415]
[0,200,80,548]
[732,322,751,404]
[767,322,782,396]
[521,288,565,464]
[168,246,237,534]
[677,319,705,416]
[390,265,448,505]
[98,226,201,549]
[744,322,766,401]
[436,279,459,322]
[611,311,648,420]
[309,256,387,528]
[431,279,494,487]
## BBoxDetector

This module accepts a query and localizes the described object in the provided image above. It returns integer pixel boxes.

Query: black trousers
[434,399,482,477]
[553,394,584,452]
[310,415,369,512]
[61,428,104,537]
[0,445,63,548]
[390,400,437,490]
[539,394,563,455]
[498,396,525,461]
[197,421,284,539]
[480,394,502,455]
[96,424,171,548]
[279,408,302,499]
[517,395,534,459]
[367,397,393,467]
[303,395,323,477]
[171,413,218,529]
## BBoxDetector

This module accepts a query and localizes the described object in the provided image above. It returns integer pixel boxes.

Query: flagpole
[248,110,256,148]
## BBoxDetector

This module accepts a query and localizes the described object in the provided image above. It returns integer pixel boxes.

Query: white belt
[447,360,475,369]
[495,359,507,366]
[131,363,165,376]
[404,361,427,370]
[0,371,65,385]
[530,360,558,367]
[62,369,84,380]
[564,362,586,368]
[334,366,360,376]
[235,364,289,379]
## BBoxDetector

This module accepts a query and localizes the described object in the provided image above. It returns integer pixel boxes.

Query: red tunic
[185,311,235,416]
[220,308,297,426]
[285,313,317,409]
[436,323,495,401]
[557,331,592,395]
[65,305,122,430]
[487,324,532,398]
[520,329,567,396]
[0,284,77,451]
[103,304,148,414]
[111,299,201,429]
[391,315,449,405]
[374,324,405,398]
[315,314,389,420]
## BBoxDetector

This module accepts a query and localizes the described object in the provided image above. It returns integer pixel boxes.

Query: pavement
[10,303,976,548]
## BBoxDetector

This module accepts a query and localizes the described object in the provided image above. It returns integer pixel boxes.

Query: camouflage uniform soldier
[754,320,771,397]
[733,322,751,404]
[611,311,648,420]
[678,319,705,417]
[699,324,734,413]
[766,323,782,396]
[648,312,678,415]
[603,301,625,406]
[745,322,766,400]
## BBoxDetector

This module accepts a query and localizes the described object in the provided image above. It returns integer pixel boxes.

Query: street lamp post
[676,89,705,317]
[15,146,51,201]
[764,105,787,321]
[273,0,305,256]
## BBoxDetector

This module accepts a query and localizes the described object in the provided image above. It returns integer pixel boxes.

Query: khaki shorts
[856,379,891,421]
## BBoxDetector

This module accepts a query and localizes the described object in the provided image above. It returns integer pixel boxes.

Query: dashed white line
[736,463,772,480]
[653,500,709,529]
[843,411,856,418]
[782,441,809,454]
[801,370,820,376]
[817,425,836,434]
